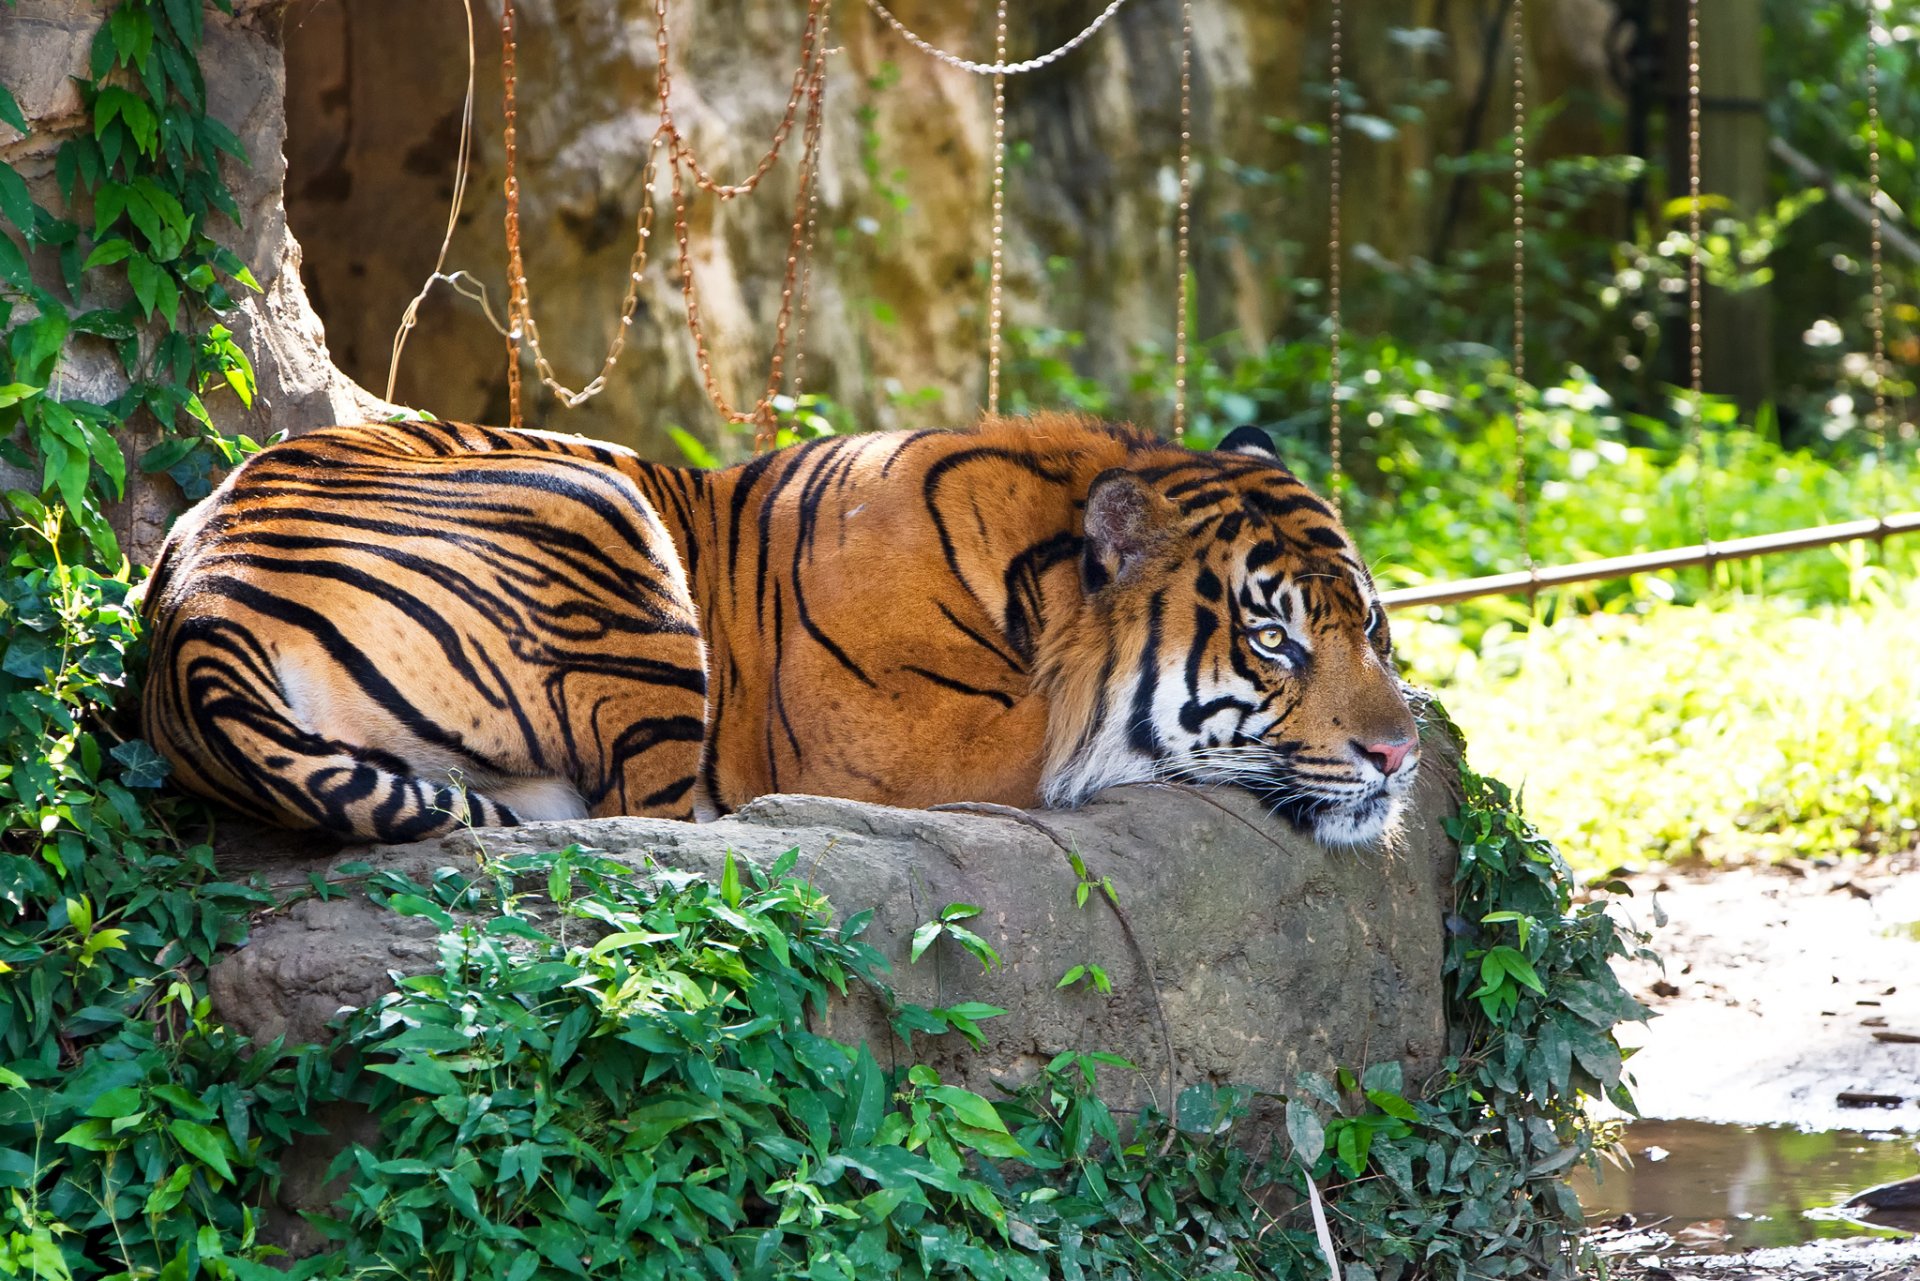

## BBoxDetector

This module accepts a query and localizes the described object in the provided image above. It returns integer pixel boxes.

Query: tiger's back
[140,420,707,842]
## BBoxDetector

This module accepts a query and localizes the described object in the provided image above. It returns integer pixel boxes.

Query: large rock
[211,728,1463,1159]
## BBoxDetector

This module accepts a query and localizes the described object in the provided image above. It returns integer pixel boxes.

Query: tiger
[140,414,1419,847]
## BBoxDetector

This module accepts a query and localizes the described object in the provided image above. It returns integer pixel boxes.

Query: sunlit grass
[1400,555,1920,871]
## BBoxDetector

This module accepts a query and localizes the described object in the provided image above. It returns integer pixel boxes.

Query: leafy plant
[279,711,1643,1281]
[909,902,1002,973]
[0,3,316,1276]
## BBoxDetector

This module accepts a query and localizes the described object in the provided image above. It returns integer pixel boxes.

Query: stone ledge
[212,732,1463,1132]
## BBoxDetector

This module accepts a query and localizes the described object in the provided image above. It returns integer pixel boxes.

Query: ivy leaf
[1364,1088,1421,1124]
[0,228,27,285]
[2,630,58,680]
[161,0,204,47]
[140,436,199,474]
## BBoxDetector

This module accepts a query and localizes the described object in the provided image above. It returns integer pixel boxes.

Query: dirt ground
[1580,848,1920,1279]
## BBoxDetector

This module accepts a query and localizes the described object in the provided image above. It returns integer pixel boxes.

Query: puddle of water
[1573,1119,1920,1252]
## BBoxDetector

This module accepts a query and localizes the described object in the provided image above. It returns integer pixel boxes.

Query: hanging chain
[656,0,829,199]
[862,0,1133,76]
[1685,0,1709,547]
[498,0,830,436]
[1866,7,1889,522]
[1327,0,1345,514]
[986,0,1009,415]
[669,2,831,447]
[502,0,527,428]
[1173,0,1194,438]
[1510,0,1532,572]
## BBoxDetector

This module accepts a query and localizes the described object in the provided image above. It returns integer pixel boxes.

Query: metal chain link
[502,0,526,427]
[499,0,830,435]
[862,0,1133,76]
[1685,0,1710,547]
[1511,0,1532,573]
[1173,0,1194,438]
[1866,8,1889,509]
[986,0,1009,415]
[1327,0,1344,514]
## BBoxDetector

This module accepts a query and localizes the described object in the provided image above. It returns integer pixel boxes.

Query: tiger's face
[1040,426,1419,847]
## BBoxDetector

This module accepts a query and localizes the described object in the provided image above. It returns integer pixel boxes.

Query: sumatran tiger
[140,414,1419,846]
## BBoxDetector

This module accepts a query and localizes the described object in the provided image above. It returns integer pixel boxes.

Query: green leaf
[108,741,170,791]
[2,631,57,680]
[924,1084,1010,1134]
[81,237,134,271]
[908,918,942,964]
[1365,1089,1420,1124]
[366,1057,462,1097]
[1285,1099,1325,1165]
[721,849,742,908]
[168,1118,235,1181]
[57,1118,117,1151]
[942,923,1000,972]
[127,250,176,322]
[0,163,36,236]
[585,928,676,960]
[83,1086,144,1119]
[0,83,27,136]
[667,426,719,468]
[0,382,42,408]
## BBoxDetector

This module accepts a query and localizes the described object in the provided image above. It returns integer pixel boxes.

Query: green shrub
[279,759,1646,1281]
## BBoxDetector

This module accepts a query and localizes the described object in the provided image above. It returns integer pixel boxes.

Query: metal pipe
[1770,136,1920,266]
[1380,511,1920,609]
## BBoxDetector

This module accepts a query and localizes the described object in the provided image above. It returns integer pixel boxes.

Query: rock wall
[279,0,1624,460]
[0,0,394,564]
[211,730,1463,1243]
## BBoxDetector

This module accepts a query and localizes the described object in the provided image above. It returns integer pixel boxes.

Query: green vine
[0,3,321,1278]
[0,6,1647,1278]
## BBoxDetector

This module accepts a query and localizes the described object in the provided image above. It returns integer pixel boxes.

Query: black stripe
[901,665,1016,709]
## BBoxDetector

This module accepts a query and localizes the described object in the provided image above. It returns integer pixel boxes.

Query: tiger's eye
[1254,625,1287,652]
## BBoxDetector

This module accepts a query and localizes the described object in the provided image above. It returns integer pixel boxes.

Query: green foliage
[293,846,1284,1279]
[910,902,1002,973]
[269,728,1641,1281]
[0,3,308,1276]
[1406,581,1920,869]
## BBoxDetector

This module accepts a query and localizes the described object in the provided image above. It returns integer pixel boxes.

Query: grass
[1400,554,1920,872]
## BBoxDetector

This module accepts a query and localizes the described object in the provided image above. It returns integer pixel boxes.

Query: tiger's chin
[1265,787,1410,850]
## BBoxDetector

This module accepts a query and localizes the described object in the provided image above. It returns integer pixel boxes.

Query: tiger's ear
[1082,470,1177,593]
[1217,424,1279,459]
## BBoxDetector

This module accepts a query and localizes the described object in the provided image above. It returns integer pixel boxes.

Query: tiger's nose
[1354,737,1416,777]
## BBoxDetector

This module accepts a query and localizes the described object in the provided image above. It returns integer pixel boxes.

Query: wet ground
[1577,849,1920,1277]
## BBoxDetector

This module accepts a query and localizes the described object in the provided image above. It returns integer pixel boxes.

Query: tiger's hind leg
[142,616,530,844]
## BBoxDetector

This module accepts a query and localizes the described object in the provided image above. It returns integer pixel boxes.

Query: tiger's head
[1039,425,1419,847]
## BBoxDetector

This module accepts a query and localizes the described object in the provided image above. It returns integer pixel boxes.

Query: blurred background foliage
[727,0,1920,872]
